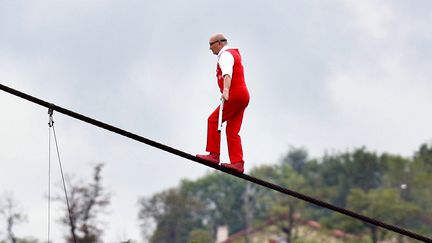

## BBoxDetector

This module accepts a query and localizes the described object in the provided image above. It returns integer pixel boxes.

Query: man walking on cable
[197,33,250,173]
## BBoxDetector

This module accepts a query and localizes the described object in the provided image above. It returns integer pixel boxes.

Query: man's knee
[226,126,241,136]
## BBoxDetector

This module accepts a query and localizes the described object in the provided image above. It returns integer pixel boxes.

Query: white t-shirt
[217,45,235,78]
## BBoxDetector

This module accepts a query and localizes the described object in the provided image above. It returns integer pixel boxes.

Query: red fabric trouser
[206,89,250,163]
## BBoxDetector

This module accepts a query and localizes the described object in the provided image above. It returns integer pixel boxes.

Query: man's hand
[222,88,229,101]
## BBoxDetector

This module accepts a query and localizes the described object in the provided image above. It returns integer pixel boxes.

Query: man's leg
[220,93,248,173]
[206,106,221,154]
[206,100,242,154]
[226,109,245,163]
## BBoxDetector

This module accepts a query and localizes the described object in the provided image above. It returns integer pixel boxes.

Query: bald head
[209,33,228,43]
[209,33,228,55]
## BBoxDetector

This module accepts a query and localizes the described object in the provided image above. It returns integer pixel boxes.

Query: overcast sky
[1,0,432,242]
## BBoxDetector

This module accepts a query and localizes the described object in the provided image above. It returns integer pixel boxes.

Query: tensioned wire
[1,83,431,243]
[48,109,77,243]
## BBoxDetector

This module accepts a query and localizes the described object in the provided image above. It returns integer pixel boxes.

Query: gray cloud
[1,0,432,241]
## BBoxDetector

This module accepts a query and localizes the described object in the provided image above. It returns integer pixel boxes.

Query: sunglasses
[209,39,227,46]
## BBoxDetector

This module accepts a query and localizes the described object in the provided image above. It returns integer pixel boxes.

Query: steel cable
[1,83,431,243]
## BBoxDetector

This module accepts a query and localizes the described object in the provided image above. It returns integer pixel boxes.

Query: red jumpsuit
[206,48,250,164]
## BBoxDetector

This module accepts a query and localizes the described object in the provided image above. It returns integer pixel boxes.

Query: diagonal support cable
[49,111,78,243]
[1,83,431,243]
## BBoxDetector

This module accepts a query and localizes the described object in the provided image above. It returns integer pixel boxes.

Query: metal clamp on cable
[48,103,55,127]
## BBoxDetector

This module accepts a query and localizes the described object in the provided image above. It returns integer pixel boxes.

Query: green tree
[347,188,420,243]
[414,143,432,173]
[311,148,383,207]
[181,172,247,236]
[409,144,432,236]
[251,163,307,243]
[138,187,205,243]
[281,147,308,174]
[187,229,212,243]
[380,154,411,188]
[139,171,250,242]
[136,144,432,242]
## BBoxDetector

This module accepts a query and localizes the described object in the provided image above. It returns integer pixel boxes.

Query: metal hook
[48,104,54,127]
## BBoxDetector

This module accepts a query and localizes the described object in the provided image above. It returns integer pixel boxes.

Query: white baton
[218,98,224,133]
